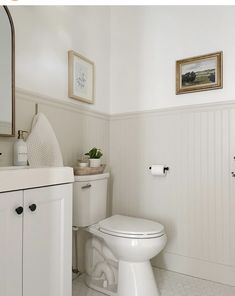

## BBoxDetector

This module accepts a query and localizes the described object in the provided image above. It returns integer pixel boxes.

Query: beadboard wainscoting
[2,87,235,286]
[109,102,235,286]
[0,88,109,167]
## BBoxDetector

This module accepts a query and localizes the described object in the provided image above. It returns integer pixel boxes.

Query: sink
[0,166,74,192]
[0,166,28,170]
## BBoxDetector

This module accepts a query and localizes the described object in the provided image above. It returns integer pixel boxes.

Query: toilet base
[118,260,159,296]
[85,275,117,296]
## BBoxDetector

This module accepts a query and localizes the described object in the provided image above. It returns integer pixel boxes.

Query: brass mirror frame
[0,6,15,137]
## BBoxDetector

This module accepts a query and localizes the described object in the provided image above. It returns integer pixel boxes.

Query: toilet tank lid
[74,172,110,182]
[98,215,165,236]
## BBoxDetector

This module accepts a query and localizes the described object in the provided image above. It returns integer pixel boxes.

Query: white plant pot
[89,158,101,168]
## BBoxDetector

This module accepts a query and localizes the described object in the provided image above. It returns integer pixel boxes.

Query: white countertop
[0,166,74,192]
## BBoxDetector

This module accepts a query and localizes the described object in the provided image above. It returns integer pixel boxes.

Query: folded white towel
[26,113,63,167]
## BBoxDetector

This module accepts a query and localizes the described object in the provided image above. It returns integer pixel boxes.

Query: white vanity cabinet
[0,178,73,296]
[0,191,23,296]
[23,184,72,296]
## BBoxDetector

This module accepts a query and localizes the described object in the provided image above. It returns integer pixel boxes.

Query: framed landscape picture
[176,51,223,95]
[68,50,95,104]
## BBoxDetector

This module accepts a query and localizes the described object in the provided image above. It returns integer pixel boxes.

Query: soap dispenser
[14,130,28,166]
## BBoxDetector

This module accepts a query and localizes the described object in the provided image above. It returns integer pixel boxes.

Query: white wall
[9,6,110,113]
[110,6,235,114]
[109,6,235,286]
[8,5,235,115]
[0,6,111,166]
[110,101,235,286]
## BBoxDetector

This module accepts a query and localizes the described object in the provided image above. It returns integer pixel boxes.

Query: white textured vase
[89,158,101,168]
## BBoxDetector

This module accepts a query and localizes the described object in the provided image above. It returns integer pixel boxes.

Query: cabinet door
[0,191,23,296]
[23,184,72,296]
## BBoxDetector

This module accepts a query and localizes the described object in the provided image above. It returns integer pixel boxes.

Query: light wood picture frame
[176,51,223,95]
[68,50,95,104]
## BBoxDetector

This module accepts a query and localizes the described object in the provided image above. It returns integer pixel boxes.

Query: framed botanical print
[68,50,95,104]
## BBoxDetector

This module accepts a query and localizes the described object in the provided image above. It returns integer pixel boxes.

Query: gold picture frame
[68,50,95,104]
[176,51,223,95]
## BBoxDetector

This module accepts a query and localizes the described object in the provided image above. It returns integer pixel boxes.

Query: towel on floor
[26,112,63,167]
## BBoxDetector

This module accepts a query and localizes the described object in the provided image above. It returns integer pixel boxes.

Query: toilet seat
[98,215,165,239]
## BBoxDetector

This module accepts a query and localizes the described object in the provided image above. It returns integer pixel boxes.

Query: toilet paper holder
[148,166,169,173]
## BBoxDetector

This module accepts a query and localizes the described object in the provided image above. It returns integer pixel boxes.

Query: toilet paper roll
[149,165,167,176]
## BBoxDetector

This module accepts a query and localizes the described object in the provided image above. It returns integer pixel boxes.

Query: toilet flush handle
[231,172,235,177]
[81,183,92,189]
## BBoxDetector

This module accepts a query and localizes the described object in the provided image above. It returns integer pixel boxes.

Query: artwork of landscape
[181,58,217,87]
[176,52,222,94]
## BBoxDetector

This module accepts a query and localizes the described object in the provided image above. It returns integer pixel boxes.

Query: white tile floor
[73,268,235,296]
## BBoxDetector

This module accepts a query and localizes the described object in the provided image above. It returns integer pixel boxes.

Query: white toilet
[73,172,167,296]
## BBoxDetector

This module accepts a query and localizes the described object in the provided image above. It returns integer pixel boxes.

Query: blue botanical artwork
[74,62,88,95]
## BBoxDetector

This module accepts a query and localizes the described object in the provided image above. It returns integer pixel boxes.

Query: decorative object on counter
[26,113,63,167]
[13,130,28,166]
[176,51,223,94]
[77,154,89,167]
[74,164,106,176]
[78,162,89,168]
[85,147,103,168]
[68,50,95,104]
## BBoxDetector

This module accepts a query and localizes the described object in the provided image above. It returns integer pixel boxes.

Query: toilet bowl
[89,215,167,296]
[73,173,167,296]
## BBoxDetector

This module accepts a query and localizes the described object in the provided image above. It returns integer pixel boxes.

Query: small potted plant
[85,147,103,168]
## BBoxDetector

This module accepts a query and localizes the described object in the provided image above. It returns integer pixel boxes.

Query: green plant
[85,147,103,159]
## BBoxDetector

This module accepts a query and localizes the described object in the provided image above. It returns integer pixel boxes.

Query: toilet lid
[98,215,165,238]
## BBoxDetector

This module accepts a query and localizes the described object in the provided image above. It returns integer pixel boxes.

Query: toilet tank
[73,172,109,227]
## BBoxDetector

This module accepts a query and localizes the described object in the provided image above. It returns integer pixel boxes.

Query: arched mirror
[0,6,15,136]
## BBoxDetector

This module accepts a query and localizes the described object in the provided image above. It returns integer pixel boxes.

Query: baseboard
[152,252,235,287]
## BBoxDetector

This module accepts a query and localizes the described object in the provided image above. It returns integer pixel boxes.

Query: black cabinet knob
[15,206,23,215]
[29,204,37,212]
